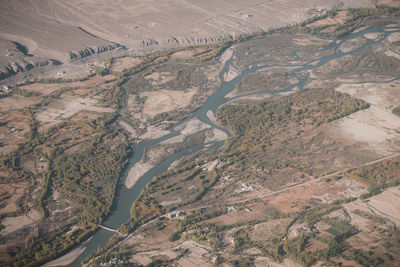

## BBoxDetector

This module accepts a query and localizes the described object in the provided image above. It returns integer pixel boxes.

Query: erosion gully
[70,24,399,266]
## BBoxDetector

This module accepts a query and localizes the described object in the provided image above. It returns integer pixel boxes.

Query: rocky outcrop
[0,58,55,80]
[0,40,123,81]
[142,33,234,48]
[141,38,159,47]
[68,43,122,61]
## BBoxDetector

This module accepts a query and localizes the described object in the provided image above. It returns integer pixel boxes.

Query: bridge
[98,224,125,236]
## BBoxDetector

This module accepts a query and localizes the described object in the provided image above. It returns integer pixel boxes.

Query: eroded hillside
[0,0,377,81]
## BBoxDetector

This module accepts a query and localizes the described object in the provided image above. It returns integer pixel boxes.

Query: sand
[125,161,153,189]
[119,121,137,138]
[162,118,213,145]
[140,88,196,118]
[125,143,170,189]
[35,93,114,125]
[336,82,400,111]
[387,32,400,43]
[334,107,400,156]
[292,35,332,47]
[204,128,228,143]
[1,215,34,235]
[385,49,400,60]
[219,48,234,66]
[180,118,210,136]
[206,110,217,124]
[43,237,93,267]
[338,36,367,53]
[127,117,222,188]
[333,82,400,155]
[139,124,170,140]
[223,64,240,82]
[363,32,384,40]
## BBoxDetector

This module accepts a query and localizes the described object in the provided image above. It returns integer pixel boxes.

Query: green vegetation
[120,162,221,234]
[219,88,367,140]
[108,87,369,266]
[392,106,400,116]
[95,67,109,76]
[8,120,130,266]
[235,71,290,94]
[232,256,254,267]
[261,5,400,38]
[333,6,400,37]
[217,88,367,182]
[347,156,400,186]
[4,5,399,266]
[12,87,41,97]
[346,155,400,200]
[32,77,88,84]
[1,78,131,266]
[119,194,162,234]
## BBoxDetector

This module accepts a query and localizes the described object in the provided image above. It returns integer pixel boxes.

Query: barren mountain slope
[0,0,375,80]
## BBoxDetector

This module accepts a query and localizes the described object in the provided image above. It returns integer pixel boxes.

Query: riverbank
[43,237,93,267]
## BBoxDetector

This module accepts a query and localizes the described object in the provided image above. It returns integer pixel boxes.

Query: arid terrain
[0,1,400,267]
[0,0,377,82]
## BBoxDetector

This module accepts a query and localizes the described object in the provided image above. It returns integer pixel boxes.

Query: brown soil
[307,10,348,27]
[0,111,31,154]
[35,92,114,127]
[305,239,329,252]
[0,182,27,214]
[140,88,197,118]
[111,57,142,72]
[0,95,42,112]
[262,177,366,213]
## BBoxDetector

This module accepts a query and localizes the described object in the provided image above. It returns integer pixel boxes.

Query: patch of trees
[10,221,95,266]
[32,77,87,84]
[265,6,400,38]
[119,194,162,234]
[335,5,400,37]
[4,112,131,266]
[347,156,400,187]
[216,88,368,174]
[392,106,400,116]
[12,87,41,97]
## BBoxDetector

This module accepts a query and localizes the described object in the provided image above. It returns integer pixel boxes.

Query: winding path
[98,224,125,236]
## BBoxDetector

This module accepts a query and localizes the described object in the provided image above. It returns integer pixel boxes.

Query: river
[69,24,399,266]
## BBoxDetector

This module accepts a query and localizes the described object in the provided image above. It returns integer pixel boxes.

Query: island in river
[1,2,400,267]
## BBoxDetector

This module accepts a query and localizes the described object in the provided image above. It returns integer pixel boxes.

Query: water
[69,24,399,266]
